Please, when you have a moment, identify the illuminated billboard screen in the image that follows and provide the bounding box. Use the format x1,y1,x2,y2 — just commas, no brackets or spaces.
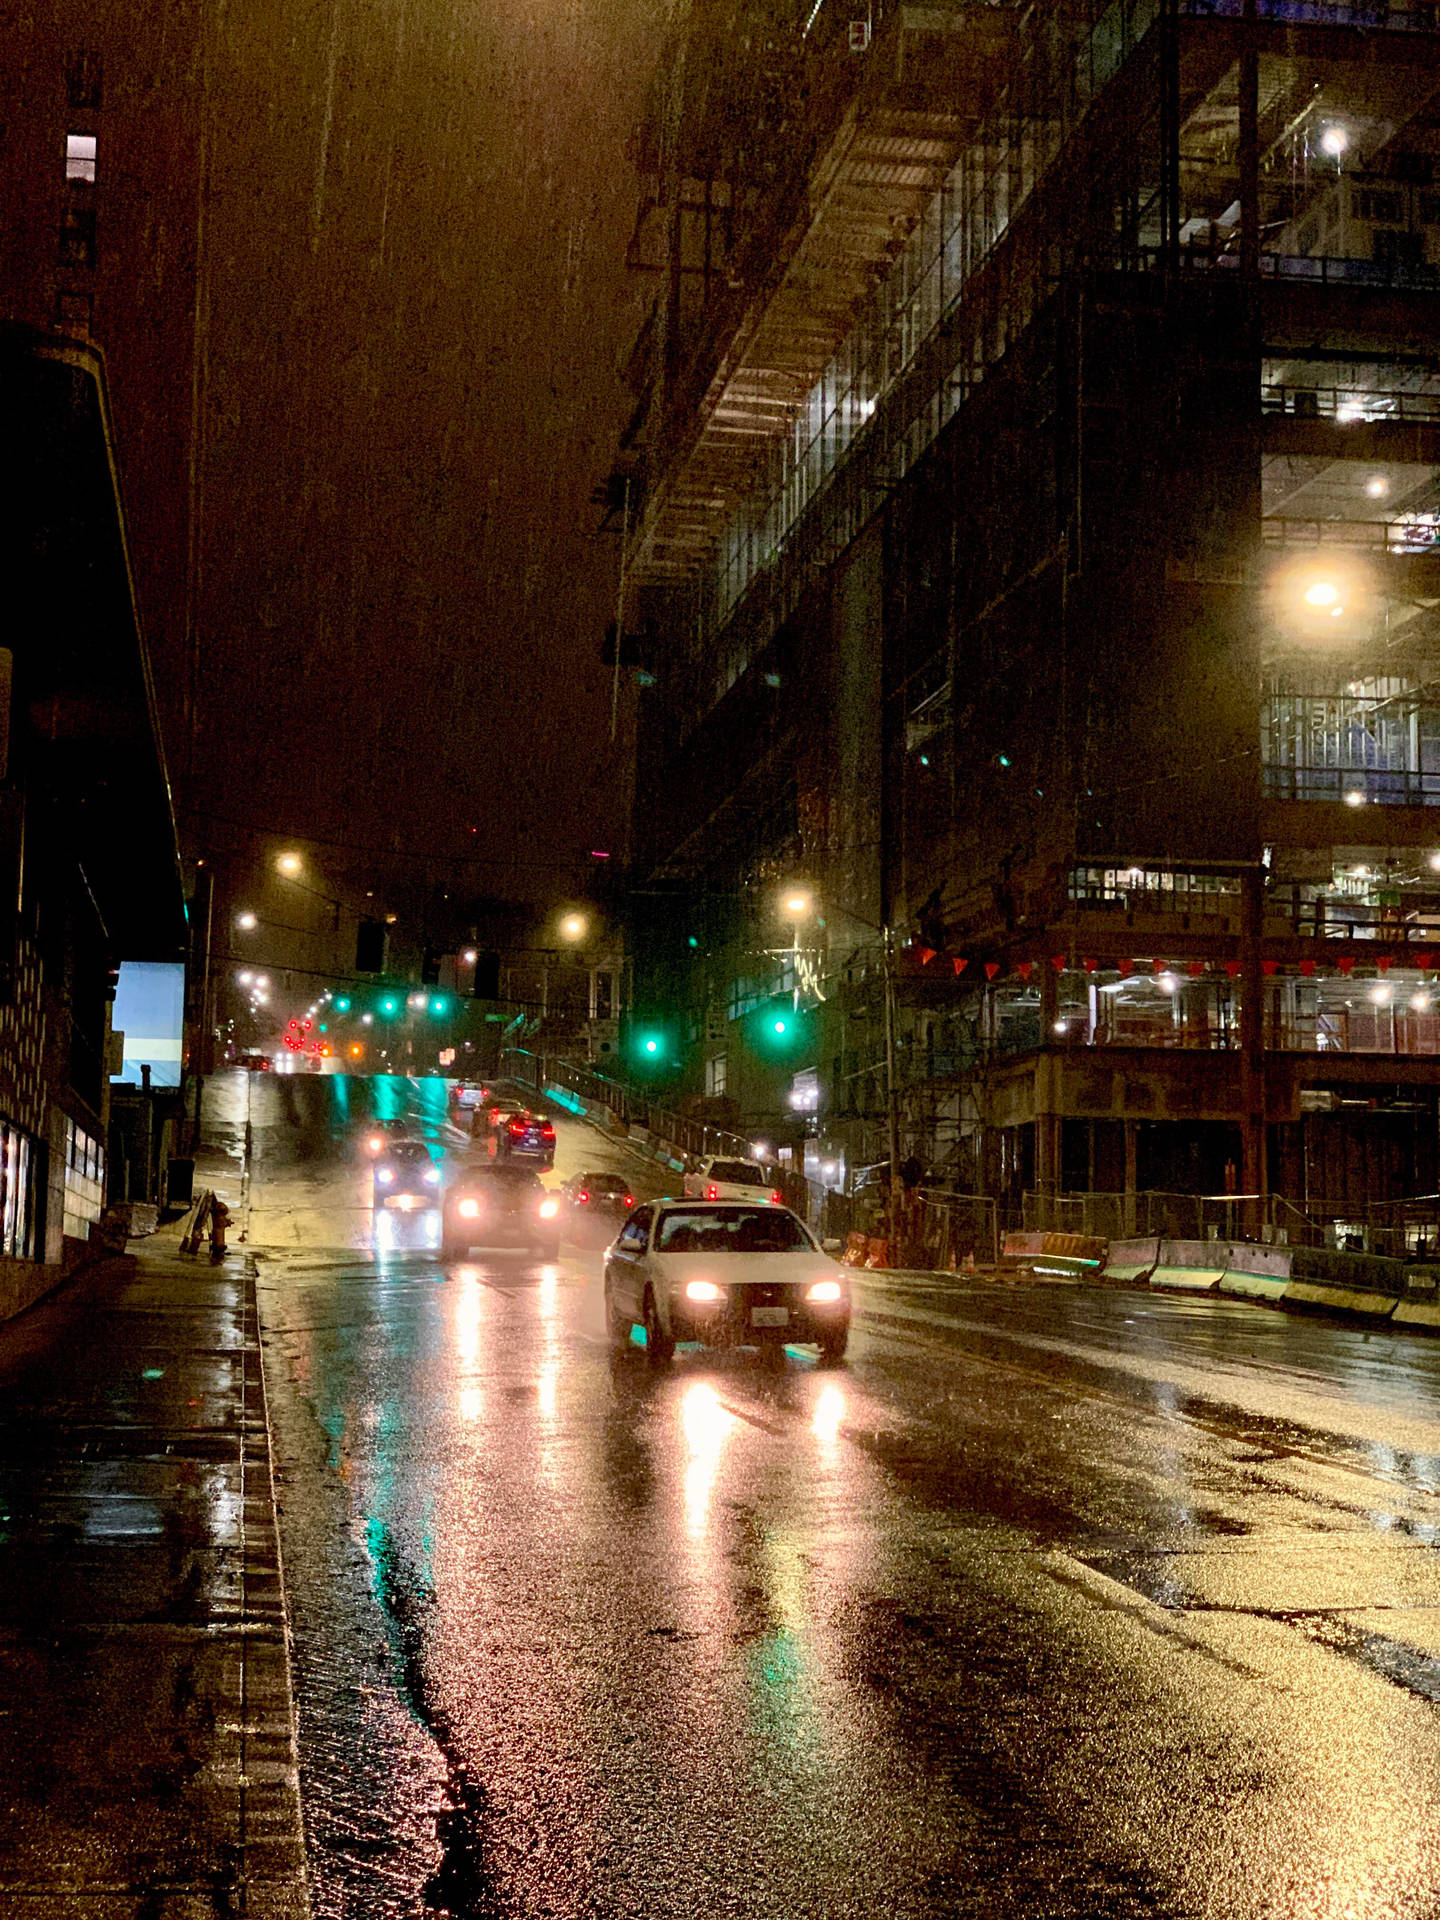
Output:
111,961,185,1088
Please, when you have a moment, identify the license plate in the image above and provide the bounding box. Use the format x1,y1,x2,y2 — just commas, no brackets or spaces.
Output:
750,1305,789,1329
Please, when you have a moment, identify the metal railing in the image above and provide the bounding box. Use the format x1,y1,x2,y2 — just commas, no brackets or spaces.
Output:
1262,385,1440,427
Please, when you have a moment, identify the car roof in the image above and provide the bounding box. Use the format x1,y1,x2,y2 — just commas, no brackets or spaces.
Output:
463,1163,542,1181
389,1139,431,1156
655,1197,790,1211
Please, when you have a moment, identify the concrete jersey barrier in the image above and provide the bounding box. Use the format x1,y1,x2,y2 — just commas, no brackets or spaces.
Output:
1150,1239,1228,1293
1395,1265,1440,1330
1283,1246,1402,1319
1219,1244,1292,1303
1102,1237,1160,1285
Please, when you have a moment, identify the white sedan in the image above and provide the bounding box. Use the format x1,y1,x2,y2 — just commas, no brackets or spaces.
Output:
603,1199,850,1365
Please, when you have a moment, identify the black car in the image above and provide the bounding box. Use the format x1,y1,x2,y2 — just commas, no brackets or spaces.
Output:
373,1138,442,1208
442,1165,561,1257
363,1116,415,1159
560,1170,635,1219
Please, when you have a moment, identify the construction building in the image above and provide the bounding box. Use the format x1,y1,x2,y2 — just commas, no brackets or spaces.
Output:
613,0,1440,1238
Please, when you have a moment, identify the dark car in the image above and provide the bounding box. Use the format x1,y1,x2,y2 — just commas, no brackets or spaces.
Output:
442,1165,561,1257
560,1170,635,1219
485,1107,555,1168
362,1116,415,1159
373,1138,442,1209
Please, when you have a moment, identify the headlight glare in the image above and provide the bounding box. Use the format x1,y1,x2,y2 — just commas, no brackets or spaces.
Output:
377,1168,394,1184
458,1197,481,1219
807,1279,843,1304
685,1279,723,1303
424,1168,440,1184
539,1198,559,1219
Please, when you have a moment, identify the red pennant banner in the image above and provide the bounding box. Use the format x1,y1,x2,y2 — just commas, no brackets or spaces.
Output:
1225,959,1243,979
1083,957,1098,974
952,957,968,976
1299,959,1315,977
1016,961,1033,981
1151,957,1167,975
1187,961,1204,978
1050,954,1066,972
1337,954,1355,974
1416,951,1434,973
1262,959,1279,977
919,947,937,966
984,961,1001,980
1118,958,1135,978
1377,954,1393,972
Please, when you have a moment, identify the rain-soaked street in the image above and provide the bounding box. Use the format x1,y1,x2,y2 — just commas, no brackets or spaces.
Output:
220,1070,1440,1918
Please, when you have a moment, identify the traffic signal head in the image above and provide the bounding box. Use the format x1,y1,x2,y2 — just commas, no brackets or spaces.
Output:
429,996,448,1016
379,994,399,1016
334,996,351,1014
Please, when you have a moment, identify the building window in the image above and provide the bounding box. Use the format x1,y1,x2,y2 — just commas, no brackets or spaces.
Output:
0,1120,38,1260
59,204,96,268
54,291,92,334
706,1052,727,1096
65,132,96,184
592,970,614,1021
62,1117,104,1241
66,50,103,111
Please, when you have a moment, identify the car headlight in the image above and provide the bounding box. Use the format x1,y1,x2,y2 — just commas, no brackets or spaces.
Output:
368,1135,383,1153
806,1279,843,1304
685,1279,723,1303
377,1168,394,1184
458,1197,481,1219
539,1198,559,1220
424,1168,440,1185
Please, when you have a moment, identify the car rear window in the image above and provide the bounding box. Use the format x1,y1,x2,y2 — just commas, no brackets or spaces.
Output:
707,1160,767,1185
585,1173,628,1192
656,1208,810,1253
392,1141,431,1161
469,1166,542,1189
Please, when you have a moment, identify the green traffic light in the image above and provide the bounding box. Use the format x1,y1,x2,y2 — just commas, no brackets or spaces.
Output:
430,997,448,1015
644,1037,659,1054
773,1017,788,1035
380,995,398,1015
334,996,351,1013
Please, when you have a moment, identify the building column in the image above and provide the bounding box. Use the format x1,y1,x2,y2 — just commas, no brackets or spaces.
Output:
1124,1119,1138,1236
1239,868,1267,1227
1036,962,1060,1200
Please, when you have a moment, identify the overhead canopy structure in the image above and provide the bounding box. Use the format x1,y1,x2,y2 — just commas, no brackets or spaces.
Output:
0,328,186,957
628,4,1012,589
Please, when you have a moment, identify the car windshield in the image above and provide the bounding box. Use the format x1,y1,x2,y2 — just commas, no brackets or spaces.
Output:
391,1141,432,1162
707,1160,767,1185
584,1174,628,1192
655,1208,811,1253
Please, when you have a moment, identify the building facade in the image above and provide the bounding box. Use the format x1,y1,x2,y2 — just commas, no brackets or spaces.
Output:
615,0,1440,1235
0,329,186,1317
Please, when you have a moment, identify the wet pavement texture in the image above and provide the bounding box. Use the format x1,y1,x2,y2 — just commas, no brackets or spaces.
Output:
0,1240,308,1917
231,1072,1440,1918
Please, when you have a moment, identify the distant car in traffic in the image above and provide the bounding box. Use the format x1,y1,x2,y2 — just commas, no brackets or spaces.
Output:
559,1170,635,1221
238,1051,272,1072
373,1138,442,1209
363,1117,415,1158
682,1155,781,1203
603,1199,848,1365
441,1165,561,1257
481,1107,555,1168
449,1080,489,1113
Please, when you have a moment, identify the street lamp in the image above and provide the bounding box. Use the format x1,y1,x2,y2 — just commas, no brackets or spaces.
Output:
235,910,258,931
559,913,588,943
276,851,303,876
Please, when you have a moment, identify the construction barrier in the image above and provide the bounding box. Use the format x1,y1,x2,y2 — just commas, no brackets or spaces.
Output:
1283,1246,1402,1320
1101,1237,1160,1285
1000,1231,1047,1265
1150,1239,1228,1293
1030,1232,1107,1279
1218,1244,1292,1304
1394,1266,1440,1330
863,1238,892,1270
841,1232,869,1268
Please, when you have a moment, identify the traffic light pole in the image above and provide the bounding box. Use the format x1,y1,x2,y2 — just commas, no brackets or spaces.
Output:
882,926,901,1200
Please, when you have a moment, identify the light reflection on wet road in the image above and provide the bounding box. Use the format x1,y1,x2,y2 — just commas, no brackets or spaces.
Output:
217,1074,1440,1917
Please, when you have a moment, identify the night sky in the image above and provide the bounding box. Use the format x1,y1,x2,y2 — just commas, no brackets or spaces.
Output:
184,0,657,901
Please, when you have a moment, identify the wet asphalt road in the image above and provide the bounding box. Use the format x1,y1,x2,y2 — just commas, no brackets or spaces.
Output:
216,1070,1440,1918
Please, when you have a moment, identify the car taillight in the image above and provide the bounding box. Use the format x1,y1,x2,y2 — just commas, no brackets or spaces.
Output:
623,1194,634,1207
541,1123,554,1139
705,1183,719,1200
509,1119,525,1135
770,1190,783,1205
578,1189,590,1203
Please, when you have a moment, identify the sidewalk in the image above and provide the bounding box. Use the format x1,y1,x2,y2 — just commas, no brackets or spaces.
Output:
0,1238,309,1917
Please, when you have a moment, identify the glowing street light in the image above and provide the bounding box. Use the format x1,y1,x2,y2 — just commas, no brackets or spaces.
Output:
1319,123,1350,159
235,910,258,931
461,947,478,965
559,913,588,943
276,851,304,876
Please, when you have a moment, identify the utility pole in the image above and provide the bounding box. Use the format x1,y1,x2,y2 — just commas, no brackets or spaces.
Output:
883,925,901,1193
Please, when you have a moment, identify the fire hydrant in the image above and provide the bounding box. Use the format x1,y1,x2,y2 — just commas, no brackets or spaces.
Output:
209,1197,231,1263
